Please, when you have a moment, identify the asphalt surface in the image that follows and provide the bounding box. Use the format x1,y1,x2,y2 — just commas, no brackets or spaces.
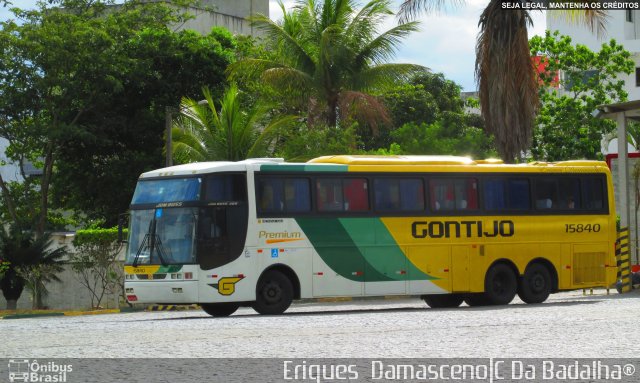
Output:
2,289,639,359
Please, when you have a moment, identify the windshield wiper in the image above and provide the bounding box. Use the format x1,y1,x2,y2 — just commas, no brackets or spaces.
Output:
132,218,169,267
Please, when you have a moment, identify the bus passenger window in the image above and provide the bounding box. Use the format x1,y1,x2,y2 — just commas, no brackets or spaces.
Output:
483,179,506,210
430,178,477,211
534,179,557,210
584,177,604,210
317,178,369,212
558,178,580,209
343,178,368,211
284,179,311,212
374,178,424,212
206,174,246,202
258,179,284,212
317,179,343,211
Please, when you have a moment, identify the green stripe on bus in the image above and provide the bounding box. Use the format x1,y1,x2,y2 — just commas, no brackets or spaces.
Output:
339,218,434,281
158,265,183,273
260,164,348,172
295,218,391,282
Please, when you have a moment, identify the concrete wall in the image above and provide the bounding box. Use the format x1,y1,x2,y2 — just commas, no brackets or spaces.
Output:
0,233,125,311
162,0,269,36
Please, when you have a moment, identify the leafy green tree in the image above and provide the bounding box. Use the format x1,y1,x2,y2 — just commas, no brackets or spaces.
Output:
372,72,479,150
0,259,9,278
0,1,235,228
0,227,66,310
230,0,425,129
387,120,496,159
398,1,608,162
529,31,633,161
276,124,362,161
172,84,298,163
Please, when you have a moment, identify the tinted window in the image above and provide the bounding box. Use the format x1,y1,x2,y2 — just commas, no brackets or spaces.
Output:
558,178,580,209
584,177,604,210
317,178,369,212
534,179,558,210
132,178,201,204
535,178,582,210
374,178,424,211
507,179,531,209
257,178,311,213
205,174,246,202
430,178,478,211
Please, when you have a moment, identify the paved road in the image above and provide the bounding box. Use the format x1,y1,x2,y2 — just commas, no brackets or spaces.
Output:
2,289,639,358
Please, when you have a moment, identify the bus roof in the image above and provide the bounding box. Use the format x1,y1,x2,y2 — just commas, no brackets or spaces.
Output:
309,155,607,168
139,156,611,178
139,158,285,178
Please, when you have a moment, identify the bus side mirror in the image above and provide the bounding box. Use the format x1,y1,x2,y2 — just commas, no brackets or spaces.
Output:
118,213,128,243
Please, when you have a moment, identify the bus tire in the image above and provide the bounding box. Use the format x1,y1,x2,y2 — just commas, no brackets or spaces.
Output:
518,263,552,304
484,263,517,305
201,303,239,317
423,294,464,308
252,270,293,315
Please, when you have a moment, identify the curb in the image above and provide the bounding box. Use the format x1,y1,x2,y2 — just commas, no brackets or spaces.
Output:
63,309,121,317
0,309,121,320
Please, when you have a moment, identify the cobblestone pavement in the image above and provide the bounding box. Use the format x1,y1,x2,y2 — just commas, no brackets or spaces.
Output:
2,289,639,358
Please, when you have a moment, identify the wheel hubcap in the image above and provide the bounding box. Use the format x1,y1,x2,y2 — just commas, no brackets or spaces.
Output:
263,281,282,303
530,273,545,293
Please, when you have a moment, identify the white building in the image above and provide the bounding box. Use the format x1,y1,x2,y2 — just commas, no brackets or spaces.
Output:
547,10,640,100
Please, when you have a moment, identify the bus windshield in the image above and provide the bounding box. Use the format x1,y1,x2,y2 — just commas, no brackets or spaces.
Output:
131,177,201,205
126,207,197,265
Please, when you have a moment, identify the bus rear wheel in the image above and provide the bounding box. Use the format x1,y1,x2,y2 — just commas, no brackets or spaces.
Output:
423,294,464,308
201,303,239,317
253,270,293,315
484,263,517,305
518,263,552,304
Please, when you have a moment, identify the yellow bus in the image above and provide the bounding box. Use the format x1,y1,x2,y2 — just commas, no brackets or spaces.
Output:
123,155,618,316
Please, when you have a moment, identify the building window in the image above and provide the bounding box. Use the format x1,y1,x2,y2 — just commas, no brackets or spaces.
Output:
636,68,640,87
627,10,633,22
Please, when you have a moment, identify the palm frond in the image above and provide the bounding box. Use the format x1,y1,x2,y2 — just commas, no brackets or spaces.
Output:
344,0,393,51
354,63,428,91
247,115,300,158
550,8,608,38
261,67,315,97
338,90,390,134
354,21,420,68
397,0,465,23
249,12,316,74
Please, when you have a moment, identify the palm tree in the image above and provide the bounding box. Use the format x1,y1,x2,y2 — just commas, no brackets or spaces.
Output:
0,226,66,309
229,0,426,129
398,0,607,162
171,84,297,163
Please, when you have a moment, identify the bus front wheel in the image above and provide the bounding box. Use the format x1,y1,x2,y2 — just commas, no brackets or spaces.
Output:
518,263,552,304
484,263,517,305
423,294,464,308
201,303,239,317
253,270,293,315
